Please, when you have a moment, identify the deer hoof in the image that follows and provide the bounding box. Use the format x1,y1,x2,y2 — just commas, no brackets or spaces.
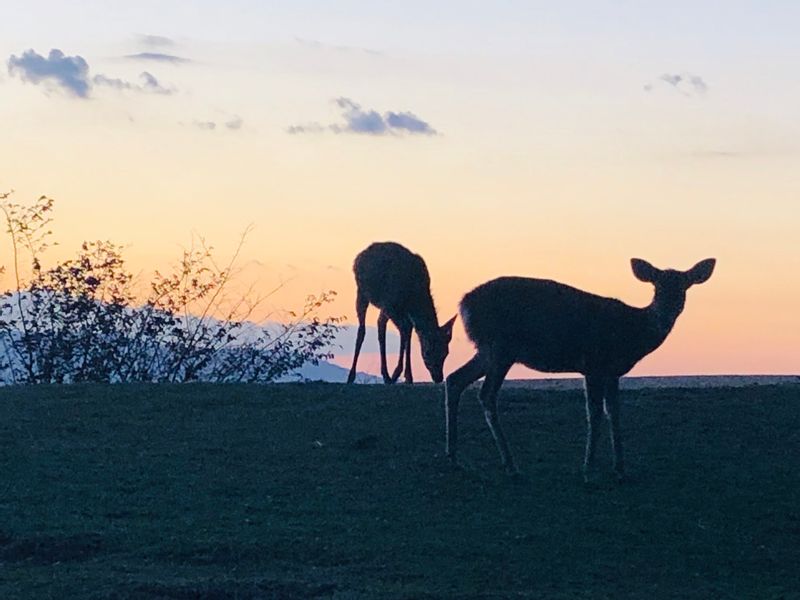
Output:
582,468,599,485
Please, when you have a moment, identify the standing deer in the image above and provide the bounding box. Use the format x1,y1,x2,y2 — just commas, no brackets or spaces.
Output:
347,242,456,384
445,257,716,480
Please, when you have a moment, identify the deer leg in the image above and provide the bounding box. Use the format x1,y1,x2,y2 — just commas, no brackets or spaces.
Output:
390,322,407,383
583,375,605,481
403,322,414,384
444,353,485,461
377,311,393,384
604,376,624,481
478,361,516,474
346,291,369,384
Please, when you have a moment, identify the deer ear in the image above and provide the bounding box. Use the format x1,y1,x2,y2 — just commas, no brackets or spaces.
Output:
631,258,660,283
685,258,716,285
441,315,457,341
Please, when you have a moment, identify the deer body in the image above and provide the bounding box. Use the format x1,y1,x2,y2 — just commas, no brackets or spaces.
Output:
461,277,672,377
347,242,455,384
445,258,716,479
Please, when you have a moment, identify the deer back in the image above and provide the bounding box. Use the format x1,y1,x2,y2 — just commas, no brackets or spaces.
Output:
354,242,432,318
460,277,661,376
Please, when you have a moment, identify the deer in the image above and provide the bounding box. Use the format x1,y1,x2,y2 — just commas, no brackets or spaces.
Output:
347,242,456,384
444,257,716,481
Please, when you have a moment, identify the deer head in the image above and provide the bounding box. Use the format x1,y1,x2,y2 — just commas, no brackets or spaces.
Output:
420,315,457,383
631,258,716,323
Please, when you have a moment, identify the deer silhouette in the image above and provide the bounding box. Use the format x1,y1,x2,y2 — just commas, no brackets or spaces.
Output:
445,257,716,480
347,242,456,384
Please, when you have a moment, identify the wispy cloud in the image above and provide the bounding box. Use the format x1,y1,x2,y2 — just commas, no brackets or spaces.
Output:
288,98,438,136
224,116,244,130
7,47,175,98
287,123,326,135
138,71,172,94
92,74,133,90
7,49,91,97
136,34,175,48
124,52,191,64
193,120,217,130
191,115,244,131
294,37,382,56
94,71,173,95
659,73,708,94
645,72,708,96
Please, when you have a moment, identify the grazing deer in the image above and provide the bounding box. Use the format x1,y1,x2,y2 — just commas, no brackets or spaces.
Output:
445,258,716,480
347,242,456,384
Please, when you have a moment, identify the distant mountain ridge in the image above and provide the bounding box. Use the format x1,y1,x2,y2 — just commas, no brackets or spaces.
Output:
0,291,379,384
281,360,378,383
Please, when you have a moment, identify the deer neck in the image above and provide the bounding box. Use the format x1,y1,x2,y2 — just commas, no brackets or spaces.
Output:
408,294,439,337
643,289,685,345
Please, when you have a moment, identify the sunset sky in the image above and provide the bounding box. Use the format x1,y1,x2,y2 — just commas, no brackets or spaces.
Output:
2,1,798,378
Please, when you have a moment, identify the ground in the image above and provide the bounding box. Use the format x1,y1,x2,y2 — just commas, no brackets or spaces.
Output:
1,382,799,599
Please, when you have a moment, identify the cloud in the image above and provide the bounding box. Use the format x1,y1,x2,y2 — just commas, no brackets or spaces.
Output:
7,49,91,97
139,71,172,94
659,73,682,87
92,73,133,90
7,47,175,98
645,72,708,96
136,34,175,48
687,75,708,94
124,52,191,64
93,71,173,95
288,98,438,136
191,115,243,131
287,123,326,134
334,98,388,134
384,111,437,135
224,116,243,130
294,37,382,56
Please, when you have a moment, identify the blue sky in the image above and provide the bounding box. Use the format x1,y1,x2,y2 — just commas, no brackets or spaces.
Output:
6,1,800,54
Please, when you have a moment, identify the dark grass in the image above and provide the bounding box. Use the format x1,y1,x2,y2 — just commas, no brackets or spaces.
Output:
1,382,799,599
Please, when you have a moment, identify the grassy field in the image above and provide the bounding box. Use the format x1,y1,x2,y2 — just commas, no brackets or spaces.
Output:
1,382,799,599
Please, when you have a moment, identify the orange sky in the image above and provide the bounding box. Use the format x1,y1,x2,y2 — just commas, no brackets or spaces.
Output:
1,8,799,379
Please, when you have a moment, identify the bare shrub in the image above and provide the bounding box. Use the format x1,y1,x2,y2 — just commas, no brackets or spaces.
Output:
1,191,342,384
